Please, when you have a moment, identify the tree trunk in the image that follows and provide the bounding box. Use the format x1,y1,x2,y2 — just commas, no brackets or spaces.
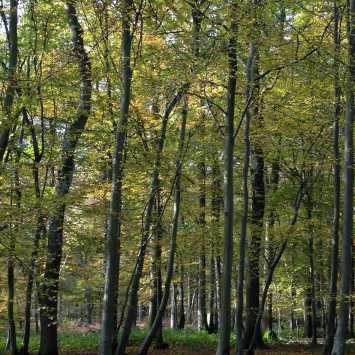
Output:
178,262,186,329
39,4,92,354
331,0,354,353
116,86,186,355
138,94,188,355
149,185,164,347
305,195,317,346
22,105,46,355
265,162,279,337
22,220,43,355
100,1,132,354
211,159,222,331
216,3,237,354
8,228,17,355
244,0,265,349
0,0,18,162
324,4,341,354
198,162,208,331
235,37,253,355
170,284,178,330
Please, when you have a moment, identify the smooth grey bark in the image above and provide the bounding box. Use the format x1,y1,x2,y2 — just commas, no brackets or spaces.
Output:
116,86,186,355
324,6,341,353
216,3,237,354
138,94,188,355
0,0,18,162
100,1,132,354
38,3,92,354
331,0,354,353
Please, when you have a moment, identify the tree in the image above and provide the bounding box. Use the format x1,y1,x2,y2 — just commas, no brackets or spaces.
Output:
100,1,133,354
39,3,92,354
216,2,237,354
331,0,354,353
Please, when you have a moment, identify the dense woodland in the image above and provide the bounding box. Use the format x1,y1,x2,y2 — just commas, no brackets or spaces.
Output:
0,0,354,355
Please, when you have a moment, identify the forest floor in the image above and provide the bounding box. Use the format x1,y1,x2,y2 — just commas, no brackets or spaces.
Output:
52,344,355,355
1,326,355,354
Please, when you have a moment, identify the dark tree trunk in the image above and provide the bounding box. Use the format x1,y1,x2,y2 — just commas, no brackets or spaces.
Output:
8,229,17,355
211,160,222,331
331,1,354,353
116,87,186,355
39,4,92,355
324,4,341,355
209,252,216,332
138,96,187,355
265,162,279,336
305,195,317,345
197,162,208,331
178,263,186,329
216,3,237,354
246,182,304,355
22,221,43,355
235,35,254,355
149,185,164,347
244,0,265,349
0,0,18,162
304,291,313,338
100,1,132,354
170,283,178,329
22,104,46,355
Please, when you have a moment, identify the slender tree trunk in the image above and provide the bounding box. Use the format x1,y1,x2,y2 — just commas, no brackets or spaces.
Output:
178,262,186,329
247,185,304,355
216,3,237,354
22,106,46,355
22,220,43,355
244,0,265,349
100,1,132,354
198,162,208,331
8,223,17,355
39,4,92,354
170,283,178,329
305,290,313,338
116,86,186,355
149,186,164,347
331,0,354,353
324,4,341,354
0,0,18,162
209,251,216,332
138,94,188,355
265,162,279,337
211,160,222,331
236,76,252,355
305,195,317,346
